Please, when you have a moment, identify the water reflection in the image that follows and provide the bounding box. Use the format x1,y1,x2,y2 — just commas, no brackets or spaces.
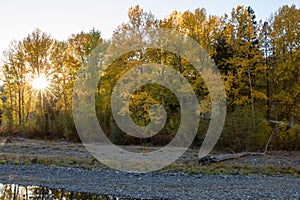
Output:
0,183,126,200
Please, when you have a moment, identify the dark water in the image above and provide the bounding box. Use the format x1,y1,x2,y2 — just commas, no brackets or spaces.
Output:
0,183,129,200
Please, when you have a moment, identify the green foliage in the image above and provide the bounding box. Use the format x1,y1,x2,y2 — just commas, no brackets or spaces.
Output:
270,125,300,150
218,106,270,152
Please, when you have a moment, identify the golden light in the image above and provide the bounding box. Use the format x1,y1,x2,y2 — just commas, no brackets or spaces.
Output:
30,73,49,91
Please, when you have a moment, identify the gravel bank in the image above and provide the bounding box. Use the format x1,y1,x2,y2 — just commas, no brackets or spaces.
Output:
0,163,299,199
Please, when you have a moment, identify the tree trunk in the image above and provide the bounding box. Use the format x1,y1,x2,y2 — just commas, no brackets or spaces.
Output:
247,64,255,118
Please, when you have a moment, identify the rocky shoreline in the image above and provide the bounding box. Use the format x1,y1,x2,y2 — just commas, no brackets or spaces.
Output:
0,163,300,199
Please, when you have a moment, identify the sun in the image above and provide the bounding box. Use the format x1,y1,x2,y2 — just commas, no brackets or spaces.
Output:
30,73,49,91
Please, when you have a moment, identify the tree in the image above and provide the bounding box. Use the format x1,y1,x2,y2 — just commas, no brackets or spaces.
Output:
265,5,300,150
0,28,103,139
270,5,300,127
2,29,54,132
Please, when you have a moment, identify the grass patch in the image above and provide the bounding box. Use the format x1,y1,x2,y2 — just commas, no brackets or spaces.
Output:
161,160,300,177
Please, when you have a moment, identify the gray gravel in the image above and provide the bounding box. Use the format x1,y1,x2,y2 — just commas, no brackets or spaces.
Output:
0,163,299,199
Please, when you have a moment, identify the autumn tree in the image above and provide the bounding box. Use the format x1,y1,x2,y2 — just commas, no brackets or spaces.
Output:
267,5,300,150
0,4,299,151
1,29,54,132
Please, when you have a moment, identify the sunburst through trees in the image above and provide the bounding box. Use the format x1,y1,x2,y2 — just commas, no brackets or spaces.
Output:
0,5,299,150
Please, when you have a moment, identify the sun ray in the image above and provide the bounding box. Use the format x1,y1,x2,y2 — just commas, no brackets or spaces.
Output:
30,73,49,91
28,72,59,107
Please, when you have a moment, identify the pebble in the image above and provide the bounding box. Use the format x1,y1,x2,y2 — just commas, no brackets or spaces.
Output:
0,163,299,199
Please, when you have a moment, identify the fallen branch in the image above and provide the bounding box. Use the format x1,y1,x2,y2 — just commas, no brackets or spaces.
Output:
199,152,265,165
264,123,278,153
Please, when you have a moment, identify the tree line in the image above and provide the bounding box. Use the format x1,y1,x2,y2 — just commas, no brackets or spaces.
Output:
0,5,299,151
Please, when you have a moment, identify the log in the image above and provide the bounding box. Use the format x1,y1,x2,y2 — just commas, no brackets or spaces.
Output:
0,136,28,145
0,137,11,145
199,152,265,165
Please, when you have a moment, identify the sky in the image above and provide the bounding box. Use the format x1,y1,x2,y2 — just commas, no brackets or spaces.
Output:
0,0,299,58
